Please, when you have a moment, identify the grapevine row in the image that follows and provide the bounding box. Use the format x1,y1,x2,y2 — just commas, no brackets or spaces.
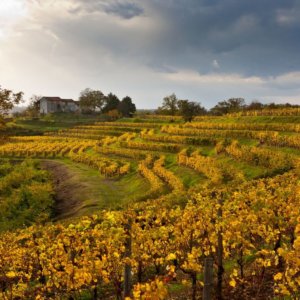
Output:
69,151,130,177
183,121,300,133
162,126,300,149
177,149,244,184
216,140,294,171
0,170,298,299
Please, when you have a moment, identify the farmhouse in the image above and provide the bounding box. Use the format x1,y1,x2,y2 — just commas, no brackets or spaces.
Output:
39,97,80,114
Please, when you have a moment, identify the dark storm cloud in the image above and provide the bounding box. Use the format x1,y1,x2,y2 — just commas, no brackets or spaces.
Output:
68,0,143,19
24,0,300,78
103,2,143,19
137,0,300,77
1,0,300,108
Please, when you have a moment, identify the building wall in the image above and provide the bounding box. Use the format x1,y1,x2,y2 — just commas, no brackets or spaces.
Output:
49,101,59,113
40,98,79,114
40,99,48,114
66,102,79,112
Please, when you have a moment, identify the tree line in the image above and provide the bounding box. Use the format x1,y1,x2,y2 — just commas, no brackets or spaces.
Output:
209,97,300,115
156,94,206,121
78,88,136,118
156,94,300,121
0,87,136,120
1,84,299,123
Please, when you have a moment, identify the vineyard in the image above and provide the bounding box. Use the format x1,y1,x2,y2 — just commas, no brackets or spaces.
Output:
0,112,300,300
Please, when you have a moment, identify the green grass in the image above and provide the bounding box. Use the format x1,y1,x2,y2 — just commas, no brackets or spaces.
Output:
170,164,207,189
45,159,151,219
164,154,207,189
2,115,300,221
5,113,104,135
4,114,300,138
262,145,300,157
8,120,79,133
118,117,184,124
168,283,186,293
237,138,258,146
200,146,216,156
215,155,269,180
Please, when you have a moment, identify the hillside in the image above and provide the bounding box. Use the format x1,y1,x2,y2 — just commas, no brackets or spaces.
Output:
0,112,299,299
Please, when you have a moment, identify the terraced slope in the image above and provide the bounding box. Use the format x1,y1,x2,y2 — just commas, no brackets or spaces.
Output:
0,113,299,299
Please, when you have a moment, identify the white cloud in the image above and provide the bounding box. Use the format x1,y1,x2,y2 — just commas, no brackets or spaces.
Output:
269,72,300,86
262,95,300,105
212,59,220,69
0,0,27,38
0,0,26,19
164,69,263,85
276,6,300,26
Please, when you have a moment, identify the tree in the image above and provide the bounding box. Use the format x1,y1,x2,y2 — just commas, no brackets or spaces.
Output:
118,96,136,117
210,98,245,115
246,100,263,111
157,93,178,115
178,100,207,122
107,109,122,121
25,95,42,117
79,88,105,113
103,93,120,113
0,86,23,125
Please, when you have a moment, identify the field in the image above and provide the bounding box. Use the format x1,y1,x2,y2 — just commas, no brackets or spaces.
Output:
0,111,300,299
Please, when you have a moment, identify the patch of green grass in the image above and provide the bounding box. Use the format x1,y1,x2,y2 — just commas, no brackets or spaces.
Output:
165,153,177,164
52,159,151,218
240,116,300,124
215,155,267,180
168,283,185,293
0,159,54,231
164,153,207,188
5,114,103,135
237,138,258,146
169,164,207,188
278,131,300,136
223,259,237,272
262,145,300,157
200,146,216,156
116,117,164,124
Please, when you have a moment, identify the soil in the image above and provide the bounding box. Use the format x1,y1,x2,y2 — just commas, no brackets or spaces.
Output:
41,159,90,220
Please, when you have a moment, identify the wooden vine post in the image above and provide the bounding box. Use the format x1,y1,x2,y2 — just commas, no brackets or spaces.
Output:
202,257,214,300
216,197,224,300
124,218,132,298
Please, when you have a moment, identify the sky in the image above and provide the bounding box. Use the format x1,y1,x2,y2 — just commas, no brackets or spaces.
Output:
1,0,300,109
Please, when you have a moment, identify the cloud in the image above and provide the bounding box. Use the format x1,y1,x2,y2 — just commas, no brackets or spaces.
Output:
164,69,264,85
102,1,143,19
163,68,300,93
65,0,144,19
276,3,300,26
0,0,27,38
0,0,300,108
266,72,300,90
212,59,220,69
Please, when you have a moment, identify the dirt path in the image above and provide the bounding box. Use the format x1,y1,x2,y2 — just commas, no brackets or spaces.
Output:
41,159,150,220
41,160,94,220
